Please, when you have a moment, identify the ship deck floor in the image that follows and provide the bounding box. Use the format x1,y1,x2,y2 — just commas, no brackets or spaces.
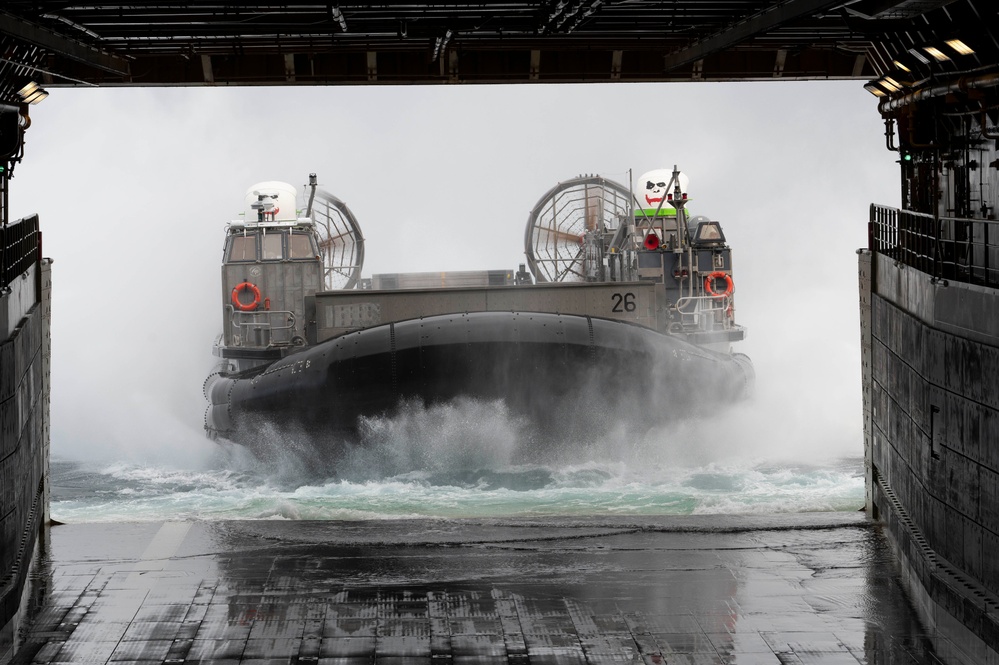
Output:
11,513,948,664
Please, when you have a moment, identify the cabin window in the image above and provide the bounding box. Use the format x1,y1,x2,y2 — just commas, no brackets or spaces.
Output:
289,233,317,259
228,235,258,262
262,233,284,260
693,222,725,244
700,224,721,240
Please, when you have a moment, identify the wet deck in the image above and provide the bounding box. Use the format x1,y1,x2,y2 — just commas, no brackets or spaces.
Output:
12,513,945,664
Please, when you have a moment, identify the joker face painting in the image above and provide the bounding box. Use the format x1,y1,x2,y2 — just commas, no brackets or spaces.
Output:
636,168,688,209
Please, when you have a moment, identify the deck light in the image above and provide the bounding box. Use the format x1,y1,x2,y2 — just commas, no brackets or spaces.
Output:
882,76,903,91
922,46,950,62
17,81,48,105
945,39,974,56
864,82,887,97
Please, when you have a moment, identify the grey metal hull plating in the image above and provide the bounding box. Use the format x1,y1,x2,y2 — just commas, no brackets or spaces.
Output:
860,249,999,662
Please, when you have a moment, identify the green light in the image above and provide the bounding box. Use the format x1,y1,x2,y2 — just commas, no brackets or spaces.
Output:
903,153,912,162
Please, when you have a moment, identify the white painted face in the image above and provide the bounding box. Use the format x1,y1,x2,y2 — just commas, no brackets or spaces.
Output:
636,169,689,208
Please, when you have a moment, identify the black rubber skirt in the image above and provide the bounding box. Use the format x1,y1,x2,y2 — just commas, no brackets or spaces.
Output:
205,311,753,460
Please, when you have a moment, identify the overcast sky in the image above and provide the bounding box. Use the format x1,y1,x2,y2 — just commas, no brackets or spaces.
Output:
10,80,899,464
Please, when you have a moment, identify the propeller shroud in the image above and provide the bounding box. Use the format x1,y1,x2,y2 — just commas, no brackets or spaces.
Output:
311,189,365,290
524,175,632,283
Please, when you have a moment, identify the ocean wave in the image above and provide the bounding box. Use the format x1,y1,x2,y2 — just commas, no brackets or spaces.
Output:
50,454,865,523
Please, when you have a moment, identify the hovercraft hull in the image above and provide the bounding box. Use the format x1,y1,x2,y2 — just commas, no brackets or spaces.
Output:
205,310,753,463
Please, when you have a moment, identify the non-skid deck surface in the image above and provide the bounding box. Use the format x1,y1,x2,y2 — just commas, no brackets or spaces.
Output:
12,514,944,664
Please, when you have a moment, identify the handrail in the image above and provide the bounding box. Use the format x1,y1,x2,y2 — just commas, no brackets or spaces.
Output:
869,204,999,288
230,309,297,332
676,294,728,313
226,307,300,348
1,214,39,291
675,294,731,333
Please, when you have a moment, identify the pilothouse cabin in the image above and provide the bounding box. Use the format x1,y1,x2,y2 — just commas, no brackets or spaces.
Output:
218,181,324,367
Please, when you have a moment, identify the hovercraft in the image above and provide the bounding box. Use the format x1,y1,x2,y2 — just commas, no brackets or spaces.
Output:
204,168,754,463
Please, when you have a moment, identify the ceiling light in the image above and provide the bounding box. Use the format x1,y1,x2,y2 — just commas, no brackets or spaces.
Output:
892,60,911,73
945,39,974,56
923,46,950,62
864,83,887,97
17,81,48,105
876,78,901,93
907,49,930,65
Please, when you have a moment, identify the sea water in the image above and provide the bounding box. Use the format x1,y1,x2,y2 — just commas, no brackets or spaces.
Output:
50,397,865,523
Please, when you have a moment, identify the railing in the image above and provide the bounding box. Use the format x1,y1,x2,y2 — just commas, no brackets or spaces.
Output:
226,307,300,347
674,294,731,332
870,204,999,288
1,214,39,291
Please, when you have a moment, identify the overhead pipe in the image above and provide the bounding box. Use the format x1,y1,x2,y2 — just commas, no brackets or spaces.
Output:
878,71,999,114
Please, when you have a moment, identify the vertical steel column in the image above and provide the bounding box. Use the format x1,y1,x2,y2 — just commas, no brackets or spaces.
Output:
858,247,875,516
1,167,8,228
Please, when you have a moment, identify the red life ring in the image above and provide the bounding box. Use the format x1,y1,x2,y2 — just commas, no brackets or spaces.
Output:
704,271,734,298
231,281,262,311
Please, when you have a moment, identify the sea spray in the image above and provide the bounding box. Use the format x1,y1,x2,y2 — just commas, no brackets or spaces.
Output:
50,397,865,523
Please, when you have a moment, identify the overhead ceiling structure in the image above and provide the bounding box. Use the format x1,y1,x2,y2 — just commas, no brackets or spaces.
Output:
0,2,995,178
0,0,985,97
0,2,992,94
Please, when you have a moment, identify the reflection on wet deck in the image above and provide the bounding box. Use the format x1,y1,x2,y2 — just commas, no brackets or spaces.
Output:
12,514,945,664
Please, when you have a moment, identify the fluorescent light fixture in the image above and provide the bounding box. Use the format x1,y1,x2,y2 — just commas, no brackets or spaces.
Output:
907,48,930,65
23,89,48,104
879,77,901,93
945,39,974,55
17,81,48,105
923,46,950,62
864,83,887,97
893,60,911,73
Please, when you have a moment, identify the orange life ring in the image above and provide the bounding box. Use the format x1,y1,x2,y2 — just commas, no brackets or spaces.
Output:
704,271,734,298
231,281,262,311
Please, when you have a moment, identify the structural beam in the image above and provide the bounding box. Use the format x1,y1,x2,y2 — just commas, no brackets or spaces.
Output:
0,9,130,76
662,0,845,73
